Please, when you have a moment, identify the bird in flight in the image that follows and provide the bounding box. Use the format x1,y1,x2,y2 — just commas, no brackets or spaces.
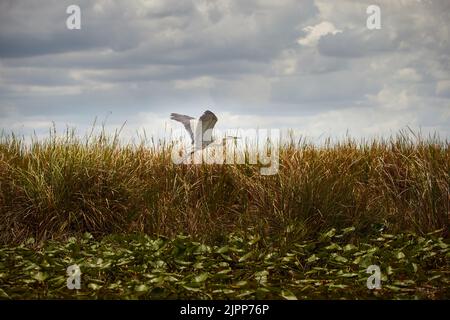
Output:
170,110,218,151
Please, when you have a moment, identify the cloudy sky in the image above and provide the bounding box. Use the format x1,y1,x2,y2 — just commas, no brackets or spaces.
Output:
0,0,449,141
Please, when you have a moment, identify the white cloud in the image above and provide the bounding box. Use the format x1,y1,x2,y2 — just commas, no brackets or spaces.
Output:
395,68,422,82
297,21,342,47
369,87,413,111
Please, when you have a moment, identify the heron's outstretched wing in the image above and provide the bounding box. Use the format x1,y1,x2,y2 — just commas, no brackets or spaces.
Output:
170,113,195,144
196,110,218,144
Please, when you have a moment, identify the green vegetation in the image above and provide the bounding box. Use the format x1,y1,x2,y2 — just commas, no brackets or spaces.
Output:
0,128,448,299
0,228,448,299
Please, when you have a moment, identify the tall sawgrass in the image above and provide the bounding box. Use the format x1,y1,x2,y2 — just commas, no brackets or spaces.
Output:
0,127,448,245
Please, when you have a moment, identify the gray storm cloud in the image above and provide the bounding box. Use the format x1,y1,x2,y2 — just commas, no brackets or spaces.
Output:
0,0,449,140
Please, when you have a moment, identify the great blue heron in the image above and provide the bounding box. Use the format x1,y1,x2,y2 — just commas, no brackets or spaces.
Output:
170,110,218,152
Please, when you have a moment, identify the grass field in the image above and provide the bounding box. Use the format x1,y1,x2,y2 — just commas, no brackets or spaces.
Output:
0,129,448,299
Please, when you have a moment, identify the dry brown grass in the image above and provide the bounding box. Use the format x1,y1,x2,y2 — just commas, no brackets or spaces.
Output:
0,128,448,245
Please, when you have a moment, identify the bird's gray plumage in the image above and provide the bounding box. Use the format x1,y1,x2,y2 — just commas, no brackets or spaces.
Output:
170,113,195,143
171,110,218,149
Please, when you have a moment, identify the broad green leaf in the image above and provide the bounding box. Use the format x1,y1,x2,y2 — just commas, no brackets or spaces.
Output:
238,252,253,263
233,280,248,287
386,266,394,275
343,244,357,252
88,283,101,290
281,290,297,300
217,246,229,254
320,228,336,240
342,227,356,234
32,272,48,282
135,284,149,292
339,273,358,278
333,254,348,263
306,254,319,263
254,270,269,285
325,243,342,251
182,286,202,292
194,272,209,283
